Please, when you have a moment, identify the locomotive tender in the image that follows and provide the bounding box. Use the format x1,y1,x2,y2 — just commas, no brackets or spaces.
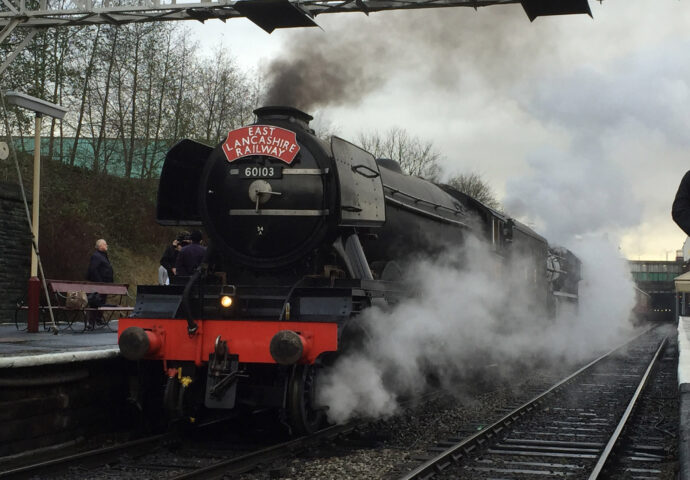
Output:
118,106,580,433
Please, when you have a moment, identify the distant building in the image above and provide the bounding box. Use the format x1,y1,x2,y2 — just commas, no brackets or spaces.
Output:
629,255,685,322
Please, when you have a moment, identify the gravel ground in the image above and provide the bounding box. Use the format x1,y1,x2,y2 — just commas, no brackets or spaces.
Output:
235,369,568,480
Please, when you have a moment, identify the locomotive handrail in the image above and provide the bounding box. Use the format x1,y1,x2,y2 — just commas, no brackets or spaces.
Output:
283,168,329,175
182,268,202,335
229,209,329,216
278,277,307,322
383,184,465,217
385,194,469,229
181,246,215,335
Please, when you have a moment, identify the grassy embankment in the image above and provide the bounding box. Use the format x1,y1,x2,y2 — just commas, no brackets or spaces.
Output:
14,155,177,292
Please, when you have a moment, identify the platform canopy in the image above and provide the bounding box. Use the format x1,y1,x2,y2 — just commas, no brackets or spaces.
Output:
0,0,592,74
675,271,690,293
0,0,592,33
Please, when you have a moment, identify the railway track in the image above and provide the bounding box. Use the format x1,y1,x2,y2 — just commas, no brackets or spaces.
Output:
1,327,677,479
604,335,678,479
0,410,365,479
399,326,677,480
2,386,452,479
0,431,174,479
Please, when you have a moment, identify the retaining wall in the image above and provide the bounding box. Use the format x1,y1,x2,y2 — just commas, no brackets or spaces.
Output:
0,182,31,322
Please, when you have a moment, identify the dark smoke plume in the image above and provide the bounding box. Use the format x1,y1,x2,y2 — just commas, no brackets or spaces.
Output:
263,48,383,110
262,6,564,111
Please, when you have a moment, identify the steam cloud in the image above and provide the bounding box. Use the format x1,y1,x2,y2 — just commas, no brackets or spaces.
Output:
502,148,643,246
316,143,639,423
315,140,640,423
317,235,636,424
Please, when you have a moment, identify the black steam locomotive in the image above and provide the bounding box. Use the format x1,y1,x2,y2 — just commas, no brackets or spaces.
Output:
118,106,580,433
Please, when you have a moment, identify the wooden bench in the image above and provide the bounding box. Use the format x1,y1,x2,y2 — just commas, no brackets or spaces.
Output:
15,279,134,331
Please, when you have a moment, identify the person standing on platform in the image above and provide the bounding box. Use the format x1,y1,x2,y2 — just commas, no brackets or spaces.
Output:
87,238,113,283
673,170,690,236
175,230,206,277
159,231,189,285
86,238,113,328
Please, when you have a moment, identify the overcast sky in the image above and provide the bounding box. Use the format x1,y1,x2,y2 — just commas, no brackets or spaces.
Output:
188,1,690,260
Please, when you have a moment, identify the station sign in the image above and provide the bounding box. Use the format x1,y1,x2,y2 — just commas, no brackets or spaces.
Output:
222,125,300,164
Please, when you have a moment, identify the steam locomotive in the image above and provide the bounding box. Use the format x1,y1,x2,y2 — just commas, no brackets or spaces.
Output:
118,106,580,433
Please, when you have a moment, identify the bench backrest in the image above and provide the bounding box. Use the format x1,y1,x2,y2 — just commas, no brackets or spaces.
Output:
47,279,129,296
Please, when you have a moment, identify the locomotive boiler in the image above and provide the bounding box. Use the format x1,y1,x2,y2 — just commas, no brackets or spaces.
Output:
118,106,580,433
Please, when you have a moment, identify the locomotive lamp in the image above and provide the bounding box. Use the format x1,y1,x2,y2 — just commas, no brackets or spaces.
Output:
5,91,68,333
220,296,233,308
220,285,236,308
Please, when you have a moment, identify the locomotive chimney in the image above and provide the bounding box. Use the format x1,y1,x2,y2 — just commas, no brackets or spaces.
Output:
254,106,313,131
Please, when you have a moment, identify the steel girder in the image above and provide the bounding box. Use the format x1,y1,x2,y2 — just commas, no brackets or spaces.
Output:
0,0,591,32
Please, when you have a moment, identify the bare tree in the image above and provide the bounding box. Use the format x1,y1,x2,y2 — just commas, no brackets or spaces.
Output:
170,34,196,141
446,172,501,210
2,23,73,157
47,26,69,159
192,47,261,145
89,26,119,174
355,129,500,208
121,24,145,178
357,127,441,180
69,26,101,166
1,20,258,179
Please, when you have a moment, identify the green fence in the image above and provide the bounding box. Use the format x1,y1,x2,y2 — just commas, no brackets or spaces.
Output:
12,136,174,178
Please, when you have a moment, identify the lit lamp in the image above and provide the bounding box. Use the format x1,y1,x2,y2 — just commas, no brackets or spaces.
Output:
5,91,67,333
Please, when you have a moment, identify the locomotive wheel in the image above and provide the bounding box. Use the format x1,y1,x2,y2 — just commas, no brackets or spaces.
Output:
286,364,326,435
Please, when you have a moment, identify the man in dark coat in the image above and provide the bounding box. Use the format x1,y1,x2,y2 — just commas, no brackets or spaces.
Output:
175,230,206,277
86,238,113,328
673,170,690,236
87,238,113,283
159,231,190,285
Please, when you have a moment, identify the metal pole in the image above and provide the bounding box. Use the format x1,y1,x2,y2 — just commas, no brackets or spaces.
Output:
31,113,41,275
26,113,42,333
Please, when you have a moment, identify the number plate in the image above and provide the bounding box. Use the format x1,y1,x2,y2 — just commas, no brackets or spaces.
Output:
239,165,283,179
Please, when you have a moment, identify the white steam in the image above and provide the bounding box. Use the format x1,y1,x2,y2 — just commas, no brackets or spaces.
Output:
502,148,642,246
317,233,637,424
316,91,640,423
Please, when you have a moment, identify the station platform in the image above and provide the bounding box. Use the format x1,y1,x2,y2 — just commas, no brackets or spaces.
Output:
678,317,690,479
0,321,120,368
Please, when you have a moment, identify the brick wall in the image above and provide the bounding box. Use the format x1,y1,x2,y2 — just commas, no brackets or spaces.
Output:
0,182,31,322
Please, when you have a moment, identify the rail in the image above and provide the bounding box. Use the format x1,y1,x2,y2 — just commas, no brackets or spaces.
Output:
398,327,666,480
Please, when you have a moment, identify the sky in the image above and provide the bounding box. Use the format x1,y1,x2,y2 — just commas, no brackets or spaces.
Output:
186,1,690,260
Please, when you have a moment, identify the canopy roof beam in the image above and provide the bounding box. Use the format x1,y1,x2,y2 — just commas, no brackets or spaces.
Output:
0,0,592,31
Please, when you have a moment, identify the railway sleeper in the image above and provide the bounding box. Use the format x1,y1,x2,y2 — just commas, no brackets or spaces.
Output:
485,448,598,458
491,443,600,454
